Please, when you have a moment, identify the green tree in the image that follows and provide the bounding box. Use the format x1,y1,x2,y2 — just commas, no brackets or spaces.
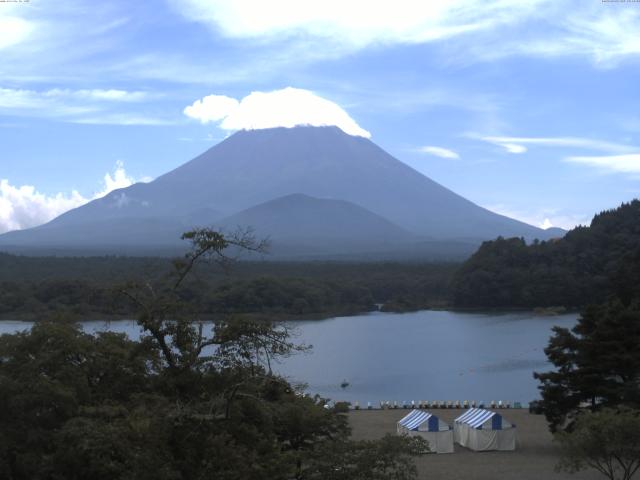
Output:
304,434,427,480
556,408,640,480
0,228,425,480
0,322,157,479
535,299,640,431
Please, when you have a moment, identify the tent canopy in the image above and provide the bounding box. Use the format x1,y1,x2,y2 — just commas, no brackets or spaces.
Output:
455,408,513,430
454,408,516,451
397,410,454,453
398,410,450,432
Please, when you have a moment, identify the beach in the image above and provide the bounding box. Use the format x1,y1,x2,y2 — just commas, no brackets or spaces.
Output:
349,409,601,480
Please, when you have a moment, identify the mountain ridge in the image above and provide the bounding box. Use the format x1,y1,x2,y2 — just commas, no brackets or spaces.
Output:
0,126,563,257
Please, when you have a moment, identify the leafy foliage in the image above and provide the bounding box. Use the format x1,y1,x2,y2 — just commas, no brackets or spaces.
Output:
0,228,425,480
304,435,427,480
556,408,640,480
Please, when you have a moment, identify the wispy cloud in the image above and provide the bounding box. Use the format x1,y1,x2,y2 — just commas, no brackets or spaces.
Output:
0,87,149,106
171,0,640,65
0,87,166,125
473,133,640,176
554,10,640,65
44,88,150,102
72,114,175,126
172,1,544,49
0,87,96,115
3,0,637,96
0,161,150,234
0,1,141,85
565,154,640,174
417,146,460,159
473,135,637,155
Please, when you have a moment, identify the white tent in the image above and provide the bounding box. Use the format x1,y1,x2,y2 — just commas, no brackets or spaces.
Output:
454,408,516,451
396,410,454,454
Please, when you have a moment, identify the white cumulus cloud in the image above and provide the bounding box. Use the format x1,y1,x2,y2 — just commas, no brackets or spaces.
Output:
184,95,240,123
418,146,459,159
0,182,86,235
540,218,553,230
485,203,589,231
96,160,136,197
0,162,148,234
184,87,371,138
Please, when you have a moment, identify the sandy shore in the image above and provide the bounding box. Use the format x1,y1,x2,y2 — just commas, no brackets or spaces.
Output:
349,409,601,480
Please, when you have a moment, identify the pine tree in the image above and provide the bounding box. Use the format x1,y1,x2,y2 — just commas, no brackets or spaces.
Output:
535,298,640,431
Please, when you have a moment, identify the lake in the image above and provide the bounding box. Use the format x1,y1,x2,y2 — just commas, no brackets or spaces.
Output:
0,310,577,406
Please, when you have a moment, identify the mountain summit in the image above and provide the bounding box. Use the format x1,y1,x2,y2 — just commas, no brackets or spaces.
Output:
0,126,560,257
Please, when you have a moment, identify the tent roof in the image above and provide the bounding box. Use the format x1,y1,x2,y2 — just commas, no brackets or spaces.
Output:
455,408,502,429
398,410,441,431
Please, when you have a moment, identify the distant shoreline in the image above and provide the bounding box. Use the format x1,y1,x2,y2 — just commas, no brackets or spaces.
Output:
0,305,580,324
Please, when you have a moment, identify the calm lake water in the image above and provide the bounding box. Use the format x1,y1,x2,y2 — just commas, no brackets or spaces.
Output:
0,310,577,405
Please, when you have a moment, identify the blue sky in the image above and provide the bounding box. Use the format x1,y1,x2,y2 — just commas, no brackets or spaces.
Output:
1,0,639,233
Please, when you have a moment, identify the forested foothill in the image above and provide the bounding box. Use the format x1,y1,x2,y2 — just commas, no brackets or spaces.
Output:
0,253,457,321
451,200,640,309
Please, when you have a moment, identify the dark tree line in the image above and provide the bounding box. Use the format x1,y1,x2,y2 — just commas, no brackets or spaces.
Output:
0,254,457,320
452,200,640,309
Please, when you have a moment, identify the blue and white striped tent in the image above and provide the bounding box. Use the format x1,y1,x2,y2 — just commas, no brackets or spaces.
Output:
397,410,453,453
454,408,516,451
